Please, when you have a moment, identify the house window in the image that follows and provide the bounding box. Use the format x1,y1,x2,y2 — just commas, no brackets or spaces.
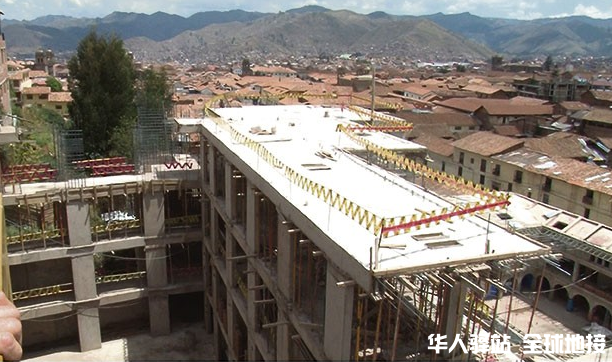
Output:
542,193,549,204
480,159,487,172
493,164,501,176
55,105,62,110
454,126,462,131
479,175,485,185
470,158,474,164
507,183,513,192
543,177,552,192
584,208,591,219
26,95,33,100
514,170,523,183
39,94,48,100
458,166,463,177
459,152,464,165
583,189,594,205
441,161,446,173
491,181,501,191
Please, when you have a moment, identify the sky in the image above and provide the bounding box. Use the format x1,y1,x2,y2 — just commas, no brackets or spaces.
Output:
1,0,612,21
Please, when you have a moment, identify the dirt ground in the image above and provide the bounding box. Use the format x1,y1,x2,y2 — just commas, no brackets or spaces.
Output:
22,323,216,361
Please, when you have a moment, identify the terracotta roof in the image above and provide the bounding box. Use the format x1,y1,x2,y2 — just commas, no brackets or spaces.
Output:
251,65,297,74
397,111,478,127
525,157,612,196
409,124,454,139
524,133,589,159
451,131,524,156
578,109,612,124
48,92,73,103
434,97,483,112
493,125,522,137
588,90,612,102
413,134,454,157
28,70,48,78
477,103,553,116
22,86,51,95
558,101,590,112
391,83,434,96
462,84,505,95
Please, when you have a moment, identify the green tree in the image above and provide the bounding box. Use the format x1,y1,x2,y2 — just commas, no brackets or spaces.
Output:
68,29,136,157
491,55,504,70
135,68,171,111
1,107,67,166
46,76,63,92
543,55,553,71
241,58,252,76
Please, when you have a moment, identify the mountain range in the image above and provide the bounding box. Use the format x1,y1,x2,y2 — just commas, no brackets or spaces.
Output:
4,6,612,63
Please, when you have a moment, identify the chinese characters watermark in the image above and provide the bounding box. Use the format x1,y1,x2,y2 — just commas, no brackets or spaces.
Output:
428,333,607,355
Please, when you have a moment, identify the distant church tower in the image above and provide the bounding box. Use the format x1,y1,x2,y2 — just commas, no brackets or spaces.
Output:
34,48,55,73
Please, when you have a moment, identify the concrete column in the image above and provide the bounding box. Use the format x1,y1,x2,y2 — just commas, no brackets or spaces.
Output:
276,310,291,361
203,248,214,333
143,193,164,237
66,201,101,351
443,280,468,359
212,269,223,361
276,214,294,300
324,265,354,361
226,225,237,358
225,162,236,220
71,254,101,351
572,261,581,282
209,145,217,198
245,181,258,360
66,201,91,246
146,245,170,335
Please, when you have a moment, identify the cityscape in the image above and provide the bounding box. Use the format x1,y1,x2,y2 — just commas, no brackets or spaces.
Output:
2,2,612,362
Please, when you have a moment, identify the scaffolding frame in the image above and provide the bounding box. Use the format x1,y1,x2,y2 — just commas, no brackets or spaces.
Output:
133,108,178,174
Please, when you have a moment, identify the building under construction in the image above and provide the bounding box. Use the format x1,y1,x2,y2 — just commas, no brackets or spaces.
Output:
3,105,552,361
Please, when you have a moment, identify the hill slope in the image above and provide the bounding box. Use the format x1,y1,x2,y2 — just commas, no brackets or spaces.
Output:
5,7,612,60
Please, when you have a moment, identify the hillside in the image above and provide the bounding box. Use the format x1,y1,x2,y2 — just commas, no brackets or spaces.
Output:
425,12,612,57
4,7,612,61
122,10,492,63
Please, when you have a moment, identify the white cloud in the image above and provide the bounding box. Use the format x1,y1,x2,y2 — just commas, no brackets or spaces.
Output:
572,4,612,19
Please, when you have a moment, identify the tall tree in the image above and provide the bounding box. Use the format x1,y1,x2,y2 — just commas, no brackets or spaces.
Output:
68,29,136,157
135,68,172,112
543,55,554,72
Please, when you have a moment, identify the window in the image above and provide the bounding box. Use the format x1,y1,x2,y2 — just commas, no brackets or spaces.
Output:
491,181,501,191
514,170,523,183
479,175,485,185
470,158,474,164
507,183,513,192
26,94,33,100
454,126,462,131
543,177,552,192
480,159,487,172
458,166,463,177
542,193,549,204
459,152,464,165
493,164,501,176
39,94,48,100
583,189,594,205
441,161,446,172
584,208,590,219
55,105,62,110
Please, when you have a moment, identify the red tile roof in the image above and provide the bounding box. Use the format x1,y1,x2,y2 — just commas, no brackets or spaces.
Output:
451,131,524,156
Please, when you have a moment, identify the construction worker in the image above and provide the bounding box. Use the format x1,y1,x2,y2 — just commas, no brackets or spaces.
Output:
0,291,21,361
